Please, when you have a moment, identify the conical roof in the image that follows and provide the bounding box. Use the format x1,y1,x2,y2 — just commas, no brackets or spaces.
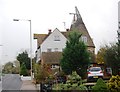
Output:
70,6,95,48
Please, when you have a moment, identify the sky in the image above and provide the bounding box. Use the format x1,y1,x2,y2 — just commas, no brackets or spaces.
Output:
0,0,119,65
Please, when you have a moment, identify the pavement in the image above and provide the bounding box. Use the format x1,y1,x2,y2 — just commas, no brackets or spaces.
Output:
20,76,38,91
20,80,37,91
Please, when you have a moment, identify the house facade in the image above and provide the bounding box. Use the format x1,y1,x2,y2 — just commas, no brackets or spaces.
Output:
34,6,95,69
41,28,67,53
34,28,67,65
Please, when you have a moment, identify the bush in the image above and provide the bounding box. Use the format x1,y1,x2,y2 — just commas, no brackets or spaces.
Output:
20,63,28,76
107,75,120,92
67,71,82,84
52,71,88,91
92,78,108,92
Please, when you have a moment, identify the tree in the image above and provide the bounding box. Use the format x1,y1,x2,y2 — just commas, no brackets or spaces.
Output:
105,44,120,75
2,61,20,74
20,63,28,76
17,51,31,70
96,47,107,64
92,78,108,92
117,30,120,62
34,63,52,83
97,43,120,75
60,31,90,78
107,75,120,92
12,60,20,74
2,62,14,74
116,31,120,70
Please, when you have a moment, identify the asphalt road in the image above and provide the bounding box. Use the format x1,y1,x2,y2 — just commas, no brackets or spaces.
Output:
0,81,2,92
2,74,22,91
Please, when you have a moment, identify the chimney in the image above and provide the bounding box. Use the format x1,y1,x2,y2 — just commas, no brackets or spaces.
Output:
66,29,69,32
48,29,52,34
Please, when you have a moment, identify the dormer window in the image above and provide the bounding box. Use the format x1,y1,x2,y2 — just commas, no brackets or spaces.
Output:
54,35,60,41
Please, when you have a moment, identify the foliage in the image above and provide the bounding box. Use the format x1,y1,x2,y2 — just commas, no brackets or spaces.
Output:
16,51,31,76
52,71,88,91
34,63,53,84
107,75,120,92
96,47,107,64
92,78,108,92
67,71,82,85
89,51,95,63
2,62,14,74
116,32,120,64
2,61,20,74
97,43,120,75
34,63,41,83
20,63,28,76
60,31,90,78
105,44,120,75
12,60,20,74
17,51,31,70
56,71,66,77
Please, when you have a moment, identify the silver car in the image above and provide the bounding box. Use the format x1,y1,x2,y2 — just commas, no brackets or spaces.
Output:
87,67,103,82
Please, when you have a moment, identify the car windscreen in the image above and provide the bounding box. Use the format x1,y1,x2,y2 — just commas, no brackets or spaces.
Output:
89,67,101,72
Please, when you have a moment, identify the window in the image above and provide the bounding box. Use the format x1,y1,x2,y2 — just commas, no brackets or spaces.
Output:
47,48,52,52
54,48,58,52
51,64,59,69
81,36,87,43
51,65,55,68
89,67,101,72
54,35,60,41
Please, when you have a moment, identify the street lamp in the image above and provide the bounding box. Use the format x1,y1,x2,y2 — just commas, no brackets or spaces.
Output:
13,19,33,80
0,45,3,87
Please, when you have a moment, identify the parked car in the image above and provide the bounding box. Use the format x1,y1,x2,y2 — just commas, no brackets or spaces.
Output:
106,67,112,76
87,67,104,82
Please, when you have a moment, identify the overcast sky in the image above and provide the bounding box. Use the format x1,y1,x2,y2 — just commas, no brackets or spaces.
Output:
0,0,119,65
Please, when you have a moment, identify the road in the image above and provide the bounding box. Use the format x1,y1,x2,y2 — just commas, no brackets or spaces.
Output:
2,74,22,91
0,81,1,92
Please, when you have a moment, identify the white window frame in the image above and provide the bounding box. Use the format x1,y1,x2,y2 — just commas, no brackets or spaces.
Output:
81,36,87,43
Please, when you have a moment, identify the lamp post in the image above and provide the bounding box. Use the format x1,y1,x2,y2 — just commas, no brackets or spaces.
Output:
0,45,3,87
13,19,33,80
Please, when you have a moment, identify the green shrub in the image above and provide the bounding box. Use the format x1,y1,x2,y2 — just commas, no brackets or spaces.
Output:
52,71,88,91
107,75,120,92
67,71,81,83
92,78,108,92
20,63,28,76
77,84,88,90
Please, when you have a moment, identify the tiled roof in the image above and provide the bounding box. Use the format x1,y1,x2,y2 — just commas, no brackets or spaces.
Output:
34,6,95,48
34,31,66,47
34,34,48,47
69,7,95,48
42,52,62,64
70,24,95,48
